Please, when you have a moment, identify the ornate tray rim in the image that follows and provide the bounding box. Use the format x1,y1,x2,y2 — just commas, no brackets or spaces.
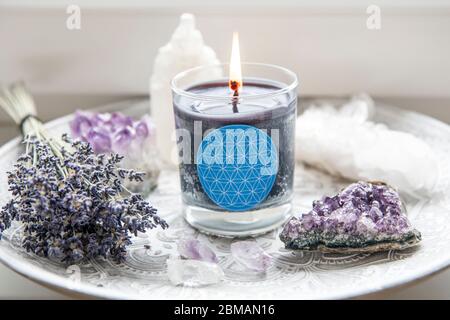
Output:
0,99,449,300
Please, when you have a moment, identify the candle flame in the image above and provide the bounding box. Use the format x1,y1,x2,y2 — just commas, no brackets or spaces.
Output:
229,32,242,93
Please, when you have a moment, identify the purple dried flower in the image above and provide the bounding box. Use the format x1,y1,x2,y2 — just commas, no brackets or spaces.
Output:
177,238,218,264
0,134,168,264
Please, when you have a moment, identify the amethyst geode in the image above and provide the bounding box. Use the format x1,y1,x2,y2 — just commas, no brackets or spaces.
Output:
280,181,421,253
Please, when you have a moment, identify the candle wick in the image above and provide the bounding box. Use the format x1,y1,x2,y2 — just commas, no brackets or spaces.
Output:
230,80,240,113
232,90,239,113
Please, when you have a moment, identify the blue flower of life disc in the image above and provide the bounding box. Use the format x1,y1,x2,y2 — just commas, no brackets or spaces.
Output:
197,124,278,212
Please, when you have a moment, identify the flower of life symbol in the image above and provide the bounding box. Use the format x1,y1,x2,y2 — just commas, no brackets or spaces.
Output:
197,124,278,211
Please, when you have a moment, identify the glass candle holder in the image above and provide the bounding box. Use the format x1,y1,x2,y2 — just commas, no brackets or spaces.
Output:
171,63,298,237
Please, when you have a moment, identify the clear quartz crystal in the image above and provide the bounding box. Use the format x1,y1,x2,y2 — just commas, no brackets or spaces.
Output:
150,13,221,165
230,241,273,272
296,94,438,195
166,258,224,287
120,147,160,196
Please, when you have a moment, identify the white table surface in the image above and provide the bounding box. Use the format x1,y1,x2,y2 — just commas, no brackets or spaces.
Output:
0,96,449,300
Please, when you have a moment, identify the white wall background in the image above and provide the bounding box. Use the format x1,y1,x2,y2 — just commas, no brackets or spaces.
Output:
0,0,449,123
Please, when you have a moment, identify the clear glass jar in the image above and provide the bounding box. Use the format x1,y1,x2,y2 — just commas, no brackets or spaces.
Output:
171,63,298,237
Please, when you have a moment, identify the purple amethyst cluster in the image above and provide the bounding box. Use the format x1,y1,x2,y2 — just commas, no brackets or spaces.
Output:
70,111,160,194
280,181,421,253
70,111,154,154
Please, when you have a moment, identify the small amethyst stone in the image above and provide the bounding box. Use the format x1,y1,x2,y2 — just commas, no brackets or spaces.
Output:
230,241,273,272
280,181,421,253
177,238,219,264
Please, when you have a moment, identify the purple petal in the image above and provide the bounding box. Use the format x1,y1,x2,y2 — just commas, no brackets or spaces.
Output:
177,238,219,264
230,241,272,272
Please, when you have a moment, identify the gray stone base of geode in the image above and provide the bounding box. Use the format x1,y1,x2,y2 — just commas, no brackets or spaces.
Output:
280,229,421,253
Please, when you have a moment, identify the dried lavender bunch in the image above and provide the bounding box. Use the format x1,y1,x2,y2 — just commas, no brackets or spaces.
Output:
0,83,167,264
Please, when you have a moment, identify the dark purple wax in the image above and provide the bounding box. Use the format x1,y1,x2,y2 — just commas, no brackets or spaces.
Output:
173,80,297,211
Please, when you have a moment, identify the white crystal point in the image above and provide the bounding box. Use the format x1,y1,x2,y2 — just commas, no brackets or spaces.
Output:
167,258,224,287
180,13,195,29
340,93,375,123
296,95,439,196
149,13,222,167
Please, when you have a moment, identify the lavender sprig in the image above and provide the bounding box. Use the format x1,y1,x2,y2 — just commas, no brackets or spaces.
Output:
0,83,168,264
0,134,168,264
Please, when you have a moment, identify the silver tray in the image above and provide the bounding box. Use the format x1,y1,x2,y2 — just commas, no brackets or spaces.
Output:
0,99,449,299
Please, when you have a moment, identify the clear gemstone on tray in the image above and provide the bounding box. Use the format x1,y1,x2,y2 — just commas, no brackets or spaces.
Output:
230,241,273,272
166,258,224,287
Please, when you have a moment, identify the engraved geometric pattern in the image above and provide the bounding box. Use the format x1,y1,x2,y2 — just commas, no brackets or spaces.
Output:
0,100,449,300
197,124,278,211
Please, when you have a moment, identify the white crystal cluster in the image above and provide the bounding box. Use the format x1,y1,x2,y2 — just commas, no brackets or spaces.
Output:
167,259,224,287
296,95,439,196
150,13,222,166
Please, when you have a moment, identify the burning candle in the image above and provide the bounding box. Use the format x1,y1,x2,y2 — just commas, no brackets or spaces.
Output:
171,33,298,237
229,32,242,113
